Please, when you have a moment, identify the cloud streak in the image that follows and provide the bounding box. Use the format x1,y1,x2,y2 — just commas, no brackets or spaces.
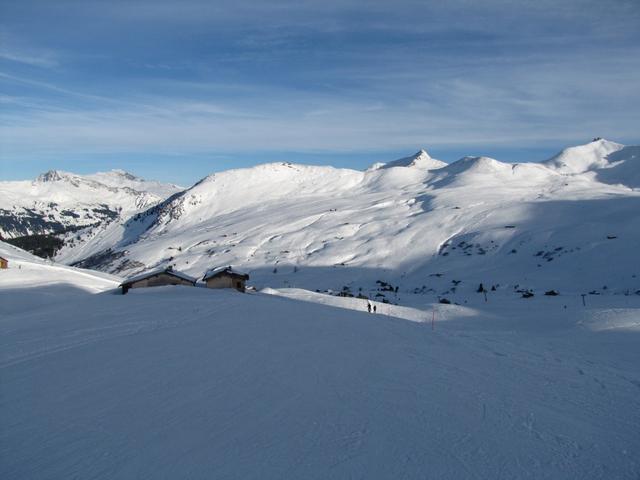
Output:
1,0,639,177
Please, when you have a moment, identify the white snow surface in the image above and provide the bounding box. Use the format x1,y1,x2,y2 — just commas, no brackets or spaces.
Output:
203,265,249,280
1,245,639,479
0,241,120,315
544,138,625,174
120,266,197,286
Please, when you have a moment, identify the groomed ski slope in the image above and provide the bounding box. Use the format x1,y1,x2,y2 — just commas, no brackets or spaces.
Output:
1,246,639,479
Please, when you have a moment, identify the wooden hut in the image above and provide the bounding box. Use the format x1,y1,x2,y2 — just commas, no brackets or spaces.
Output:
119,267,196,294
202,266,249,292
0,256,8,269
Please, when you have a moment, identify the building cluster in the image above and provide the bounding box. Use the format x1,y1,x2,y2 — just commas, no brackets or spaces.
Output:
119,266,249,294
0,254,249,295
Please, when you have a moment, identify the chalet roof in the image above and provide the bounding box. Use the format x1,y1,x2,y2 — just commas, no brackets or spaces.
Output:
0,256,7,261
120,267,197,287
202,266,249,281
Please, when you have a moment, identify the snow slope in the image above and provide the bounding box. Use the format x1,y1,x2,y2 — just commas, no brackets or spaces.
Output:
70,139,640,301
595,145,640,188
543,138,625,174
0,241,120,316
1,261,639,479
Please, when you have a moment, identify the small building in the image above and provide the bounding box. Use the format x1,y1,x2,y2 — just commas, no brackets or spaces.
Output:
0,256,8,269
120,267,196,294
202,266,249,292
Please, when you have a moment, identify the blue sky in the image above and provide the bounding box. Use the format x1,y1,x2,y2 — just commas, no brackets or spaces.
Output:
1,0,639,186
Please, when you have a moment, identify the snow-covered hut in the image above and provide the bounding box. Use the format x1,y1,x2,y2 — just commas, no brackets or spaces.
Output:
0,256,7,269
202,266,249,292
119,267,196,294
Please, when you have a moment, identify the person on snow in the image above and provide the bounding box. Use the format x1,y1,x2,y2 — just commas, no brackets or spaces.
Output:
367,303,372,313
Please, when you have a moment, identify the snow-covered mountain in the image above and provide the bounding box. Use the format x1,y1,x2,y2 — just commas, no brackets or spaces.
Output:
69,139,640,299
0,169,182,256
0,169,182,239
544,138,625,174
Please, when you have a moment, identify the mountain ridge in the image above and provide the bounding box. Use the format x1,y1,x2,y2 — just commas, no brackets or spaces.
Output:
64,139,640,301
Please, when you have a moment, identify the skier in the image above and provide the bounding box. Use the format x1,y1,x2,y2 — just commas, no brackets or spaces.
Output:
373,305,377,313
367,303,372,313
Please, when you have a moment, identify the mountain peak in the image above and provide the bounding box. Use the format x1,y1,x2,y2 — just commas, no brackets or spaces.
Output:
36,170,73,182
109,169,141,181
369,149,447,171
401,149,433,163
590,137,613,144
443,155,508,175
544,138,625,174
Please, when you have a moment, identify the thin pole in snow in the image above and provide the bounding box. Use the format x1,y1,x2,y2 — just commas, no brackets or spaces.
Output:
581,294,586,307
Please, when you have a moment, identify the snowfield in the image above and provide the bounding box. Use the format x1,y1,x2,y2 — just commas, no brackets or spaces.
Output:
0,242,120,316
1,243,639,479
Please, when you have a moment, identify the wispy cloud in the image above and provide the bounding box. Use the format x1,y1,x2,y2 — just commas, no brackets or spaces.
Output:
0,33,61,68
2,72,637,158
0,48,58,68
1,0,638,175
